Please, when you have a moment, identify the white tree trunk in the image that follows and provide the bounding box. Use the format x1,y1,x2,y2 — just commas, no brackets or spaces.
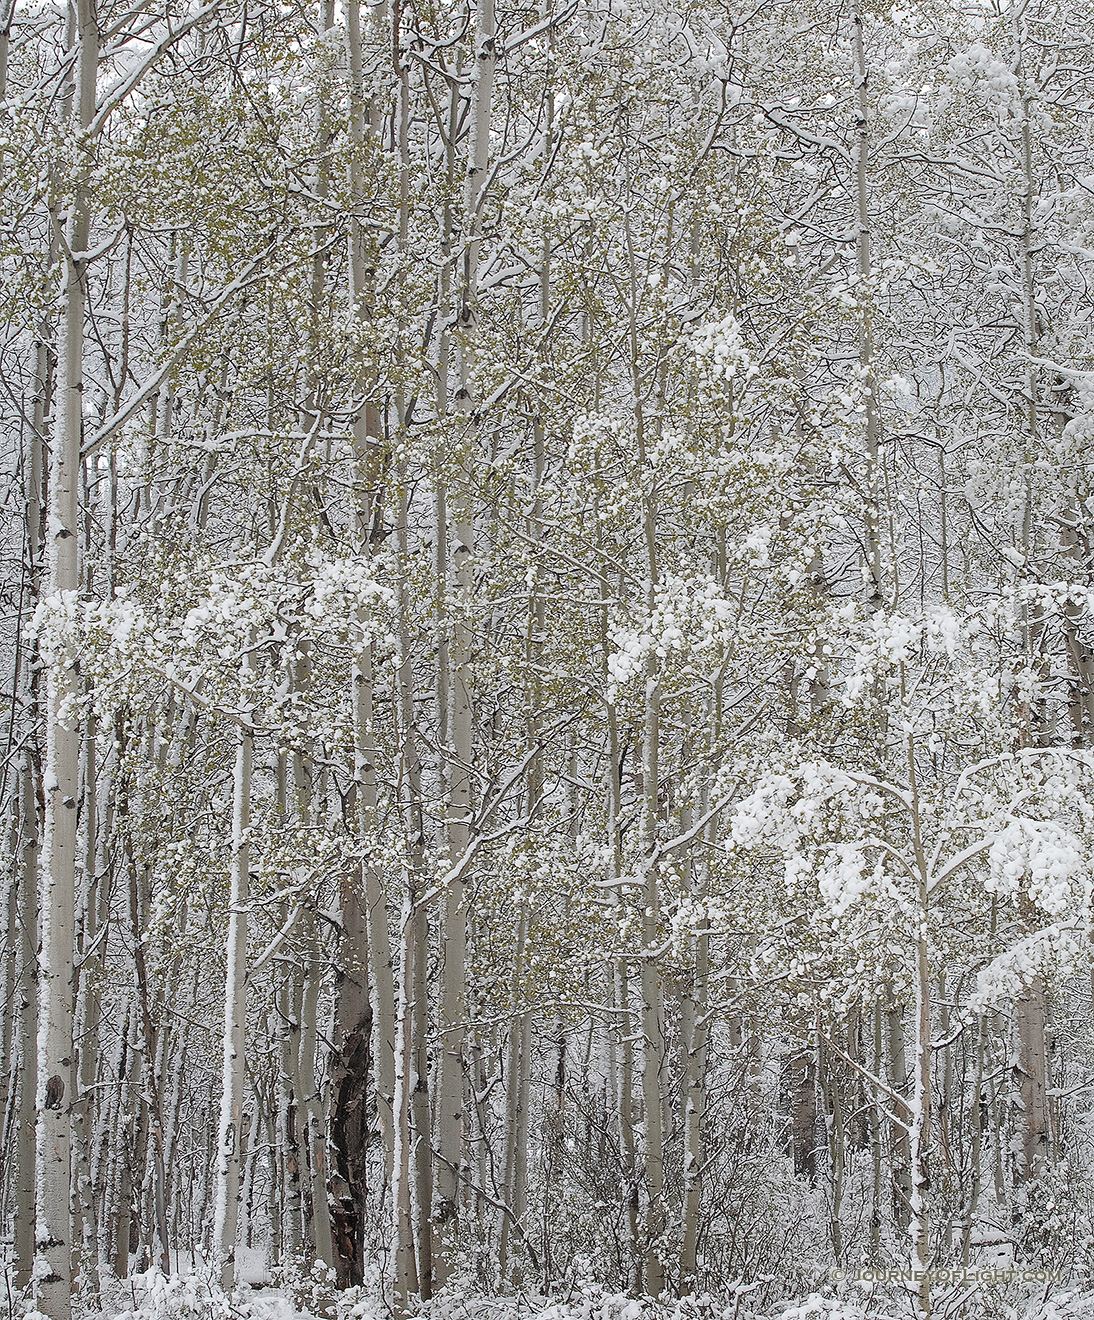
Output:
392,473,425,1304
850,0,883,608
497,904,529,1284
678,839,709,1291
638,671,666,1299
391,894,419,1312
278,959,303,1262
907,744,932,1319
299,915,334,1269
213,697,252,1289
13,753,40,1290
334,15,397,1279
36,4,96,1315
434,0,496,1274
1013,980,1049,1186
599,596,639,1283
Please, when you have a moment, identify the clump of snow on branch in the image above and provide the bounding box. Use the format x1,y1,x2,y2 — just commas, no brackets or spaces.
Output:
604,574,738,701
986,819,1091,920
689,313,757,382
841,606,964,703
946,43,1021,117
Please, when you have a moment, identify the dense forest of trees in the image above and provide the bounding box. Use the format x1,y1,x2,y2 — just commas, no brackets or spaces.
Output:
3,0,1094,1317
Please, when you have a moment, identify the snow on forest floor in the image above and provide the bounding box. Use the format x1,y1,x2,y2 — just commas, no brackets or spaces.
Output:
13,1262,1091,1320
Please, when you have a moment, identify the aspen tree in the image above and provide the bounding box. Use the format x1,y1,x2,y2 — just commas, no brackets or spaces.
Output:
213,683,254,1289
127,832,171,1275
600,582,640,1282
2,710,18,1236
678,789,710,1292
8,223,49,1293
497,437,544,1286
618,194,669,1297
298,916,334,1269
904,735,934,1319
887,1001,912,1234
497,40,555,1278
434,0,498,1281
36,1,96,1313
1010,5,1052,1192
848,5,926,1264
72,719,108,1291
329,4,397,1283
286,59,337,1246
392,454,426,1311
290,8,337,1264
850,0,883,602
388,19,429,1302
109,1009,138,1279
278,952,304,1261
12,757,39,1291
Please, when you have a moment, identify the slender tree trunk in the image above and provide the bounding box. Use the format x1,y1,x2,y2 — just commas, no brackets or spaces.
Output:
960,1014,988,1265
410,896,433,1301
497,905,529,1285
1060,509,1094,743
213,689,253,1289
850,0,883,609
299,913,334,1269
73,722,112,1294
279,957,304,1263
36,5,97,1314
906,740,932,1318
678,829,709,1293
887,1001,911,1235
433,462,471,1278
12,318,49,1300
240,1100,263,1251
1012,979,1049,1187
600,606,639,1288
434,0,497,1273
785,1037,817,1184
818,1035,845,1262
624,197,667,1299
391,894,420,1312
13,752,40,1290
392,461,427,1308
329,1,397,1286
112,1006,139,1279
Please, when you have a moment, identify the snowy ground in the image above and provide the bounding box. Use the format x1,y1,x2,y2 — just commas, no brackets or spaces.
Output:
9,1262,1089,1320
